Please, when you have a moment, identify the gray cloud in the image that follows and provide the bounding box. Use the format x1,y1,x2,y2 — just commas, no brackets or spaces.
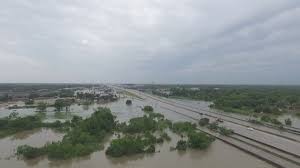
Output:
0,0,300,84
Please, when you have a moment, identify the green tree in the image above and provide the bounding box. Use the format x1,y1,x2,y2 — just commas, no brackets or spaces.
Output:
176,140,187,150
54,99,73,112
25,99,34,105
126,100,132,105
199,118,210,126
188,132,214,149
143,106,154,112
36,102,47,112
285,118,292,126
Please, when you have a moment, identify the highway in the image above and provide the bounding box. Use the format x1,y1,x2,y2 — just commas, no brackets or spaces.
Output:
117,87,300,168
167,98,300,134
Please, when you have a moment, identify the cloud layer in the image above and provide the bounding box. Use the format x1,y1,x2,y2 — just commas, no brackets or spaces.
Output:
0,0,300,84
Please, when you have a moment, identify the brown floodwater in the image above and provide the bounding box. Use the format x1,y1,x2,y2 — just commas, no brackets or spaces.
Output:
0,129,274,168
0,96,275,168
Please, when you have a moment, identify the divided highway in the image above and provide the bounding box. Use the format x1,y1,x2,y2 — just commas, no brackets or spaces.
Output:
118,87,300,168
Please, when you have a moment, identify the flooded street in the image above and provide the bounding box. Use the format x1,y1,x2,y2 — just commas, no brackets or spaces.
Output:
0,96,275,168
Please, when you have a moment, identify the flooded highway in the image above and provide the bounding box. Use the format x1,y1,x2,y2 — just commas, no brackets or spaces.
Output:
0,96,277,168
130,90,300,156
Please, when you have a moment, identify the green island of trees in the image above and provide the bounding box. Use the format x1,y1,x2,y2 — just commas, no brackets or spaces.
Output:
105,135,157,157
169,119,215,150
0,112,68,138
17,107,116,159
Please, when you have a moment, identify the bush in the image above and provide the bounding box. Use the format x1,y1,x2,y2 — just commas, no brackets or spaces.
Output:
143,106,154,112
105,136,146,157
17,145,45,159
160,132,171,141
126,100,132,105
285,118,292,126
145,145,155,153
219,127,234,136
271,119,282,125
207,122,219,131
171,122,197,134
199,118,210,126
25,99,34,105
248,119,262,125
261,115,272,122
123,116,157,133
36,102,47,112
176,140,187,150
188,132,214,149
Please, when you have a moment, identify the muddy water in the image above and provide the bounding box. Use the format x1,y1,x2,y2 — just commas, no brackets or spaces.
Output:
0,96,275,168
0,130,273,168
278,114,300,128
0,129,64,160
0,97,148,122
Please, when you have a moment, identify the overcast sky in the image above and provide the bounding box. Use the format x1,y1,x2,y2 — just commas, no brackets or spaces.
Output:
0,0,300,84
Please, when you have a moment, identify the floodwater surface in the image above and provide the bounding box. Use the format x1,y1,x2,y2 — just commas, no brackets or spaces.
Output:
0,96,275,168
0,129,274,168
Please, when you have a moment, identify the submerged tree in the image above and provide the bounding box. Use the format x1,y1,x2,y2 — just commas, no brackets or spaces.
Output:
126,100,132,105
37,102,47,112
285,118,292,126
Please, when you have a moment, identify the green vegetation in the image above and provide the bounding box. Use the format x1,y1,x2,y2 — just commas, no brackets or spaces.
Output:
106,109,172,157
17,107,116,159
176,140,187,150
143,106,154,112
17,145,45,159
54,99,73,112
285,118,292,126
260,115,282,125
119,116,157,133
122,90,144,100
126,100,132,105
209,123,234,136
170,120,215,150
248,119,262,125
219,127,234,136
25,99,34,105
165,86,300,116
0,113,69,138
199,118,210,126
173,125,215,150
36,102,47,112
0,115,43,138
15,106,214,159
105,135,156,157
171,122,197,133
0,93,11,102
207,122,219,131
187,131,215,149
116,110,171,134
160,132,171,141
261,115,272,122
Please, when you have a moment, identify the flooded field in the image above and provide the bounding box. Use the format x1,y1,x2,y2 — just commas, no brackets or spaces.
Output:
0,96,276,168
0,129,273,168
